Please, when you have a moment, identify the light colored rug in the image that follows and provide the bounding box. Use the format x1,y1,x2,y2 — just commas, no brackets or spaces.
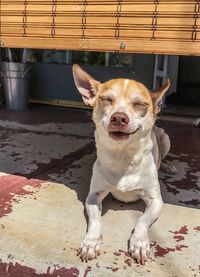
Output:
0,174,199,277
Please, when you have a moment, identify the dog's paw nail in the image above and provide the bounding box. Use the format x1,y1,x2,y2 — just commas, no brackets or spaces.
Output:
129,234,150,265
78,237,101,262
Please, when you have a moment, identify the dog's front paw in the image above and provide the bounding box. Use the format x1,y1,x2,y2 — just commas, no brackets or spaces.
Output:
129,232,150,265
78,236,102,262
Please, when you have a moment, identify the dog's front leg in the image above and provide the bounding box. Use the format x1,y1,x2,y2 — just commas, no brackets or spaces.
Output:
129,194,163,265
78,189,108,261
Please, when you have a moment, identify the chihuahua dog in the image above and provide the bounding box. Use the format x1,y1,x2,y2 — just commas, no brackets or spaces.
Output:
72,64,171,265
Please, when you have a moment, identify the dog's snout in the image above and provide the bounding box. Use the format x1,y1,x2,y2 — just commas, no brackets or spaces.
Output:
110,112,129,126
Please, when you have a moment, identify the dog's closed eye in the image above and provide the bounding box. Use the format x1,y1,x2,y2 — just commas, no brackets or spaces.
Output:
133,101,148,108
133,102,149,116
99,97,113,105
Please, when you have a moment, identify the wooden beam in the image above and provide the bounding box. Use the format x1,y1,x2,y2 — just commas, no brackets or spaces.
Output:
30,98,91,110
1,37,200,56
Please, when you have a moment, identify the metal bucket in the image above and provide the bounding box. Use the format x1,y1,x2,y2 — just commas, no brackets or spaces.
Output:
0,62,32,111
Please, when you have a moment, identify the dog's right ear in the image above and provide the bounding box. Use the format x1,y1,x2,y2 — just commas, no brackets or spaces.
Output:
72,64,100,106
150,79,170,114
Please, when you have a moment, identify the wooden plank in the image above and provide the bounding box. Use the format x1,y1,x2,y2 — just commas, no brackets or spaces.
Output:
1,16,196,26
1,27,195,41
30,98,91,110
1,37,200,56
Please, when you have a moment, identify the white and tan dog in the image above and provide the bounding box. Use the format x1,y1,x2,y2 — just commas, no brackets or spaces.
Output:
72,64,172,265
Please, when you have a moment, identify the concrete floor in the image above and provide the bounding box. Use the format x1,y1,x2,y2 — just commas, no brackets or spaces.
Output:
0,105,199,276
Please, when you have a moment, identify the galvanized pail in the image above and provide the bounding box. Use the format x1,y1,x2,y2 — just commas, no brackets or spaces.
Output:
0,62,32,111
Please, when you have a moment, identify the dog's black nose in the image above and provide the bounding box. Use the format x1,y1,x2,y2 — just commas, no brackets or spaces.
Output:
110,112,129,126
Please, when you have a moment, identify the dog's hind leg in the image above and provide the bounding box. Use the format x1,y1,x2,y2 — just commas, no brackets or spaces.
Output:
154,126,177,174
154,126,170,160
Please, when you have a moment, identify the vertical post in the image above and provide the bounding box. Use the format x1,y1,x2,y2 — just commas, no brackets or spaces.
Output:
153,54,169,90
66,51,72,64
153,54,169,108
84,52,88,64
105,53,110,67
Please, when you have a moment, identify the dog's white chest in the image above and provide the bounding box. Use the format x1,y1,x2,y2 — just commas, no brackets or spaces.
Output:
112,172,142,192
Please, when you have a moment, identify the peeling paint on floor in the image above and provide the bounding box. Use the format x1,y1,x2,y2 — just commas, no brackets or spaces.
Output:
0,107,199,276
0,179,199,277
0,109,199,209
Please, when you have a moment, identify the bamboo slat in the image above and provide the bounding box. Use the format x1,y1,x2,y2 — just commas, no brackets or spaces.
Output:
1,1,200,55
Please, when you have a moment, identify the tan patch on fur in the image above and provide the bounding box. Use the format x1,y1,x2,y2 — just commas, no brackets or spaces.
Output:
95,78,153,113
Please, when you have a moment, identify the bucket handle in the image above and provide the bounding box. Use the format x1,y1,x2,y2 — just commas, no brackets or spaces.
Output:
0,64,33,78
22,65,33,78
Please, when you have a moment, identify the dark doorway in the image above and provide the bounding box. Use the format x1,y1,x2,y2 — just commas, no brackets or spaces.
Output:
171,56,200,105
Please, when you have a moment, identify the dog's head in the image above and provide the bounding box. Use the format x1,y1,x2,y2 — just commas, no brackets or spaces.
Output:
72,64,169,144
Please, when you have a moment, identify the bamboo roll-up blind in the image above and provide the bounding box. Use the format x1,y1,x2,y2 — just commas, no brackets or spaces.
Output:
1,0,200,55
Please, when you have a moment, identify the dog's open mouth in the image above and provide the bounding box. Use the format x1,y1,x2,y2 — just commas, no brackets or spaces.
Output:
108,128,140,141
109,131,129,140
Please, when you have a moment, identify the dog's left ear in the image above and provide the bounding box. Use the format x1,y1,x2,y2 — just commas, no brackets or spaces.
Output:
72,64,100,106
150,79,170,114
